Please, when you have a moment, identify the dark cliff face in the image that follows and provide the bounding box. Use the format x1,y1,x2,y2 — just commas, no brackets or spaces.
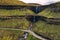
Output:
29,2,60,13
29,6,48,13
26,16,47,23
0,5,48,13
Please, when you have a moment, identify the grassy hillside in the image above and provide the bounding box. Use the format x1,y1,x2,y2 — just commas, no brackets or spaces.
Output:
38,8,60,18
0,17,29,40
0,9,35,17
0,30,24,40
0,3,35,40
0,2,60,40
0,18,30,30
32,20,60,40
0,0,25,5
32,2,60,40
38,2,60,18
0,0,41,6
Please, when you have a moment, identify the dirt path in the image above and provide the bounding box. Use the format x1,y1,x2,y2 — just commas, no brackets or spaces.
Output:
0,28,50,40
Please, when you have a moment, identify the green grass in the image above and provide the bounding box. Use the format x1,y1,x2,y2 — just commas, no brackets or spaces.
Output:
34,6,60,40
0,0,25,5
0,30,24,40
27,34,40,40
0,9,34,17
0,18,30,30
0,8,34,40
32,21,60,40
38,8,60,18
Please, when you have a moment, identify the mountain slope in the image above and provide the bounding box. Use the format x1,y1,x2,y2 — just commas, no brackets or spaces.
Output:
0,0,41,6
32,2,60,40
38,2,60,18
0,0,25,5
